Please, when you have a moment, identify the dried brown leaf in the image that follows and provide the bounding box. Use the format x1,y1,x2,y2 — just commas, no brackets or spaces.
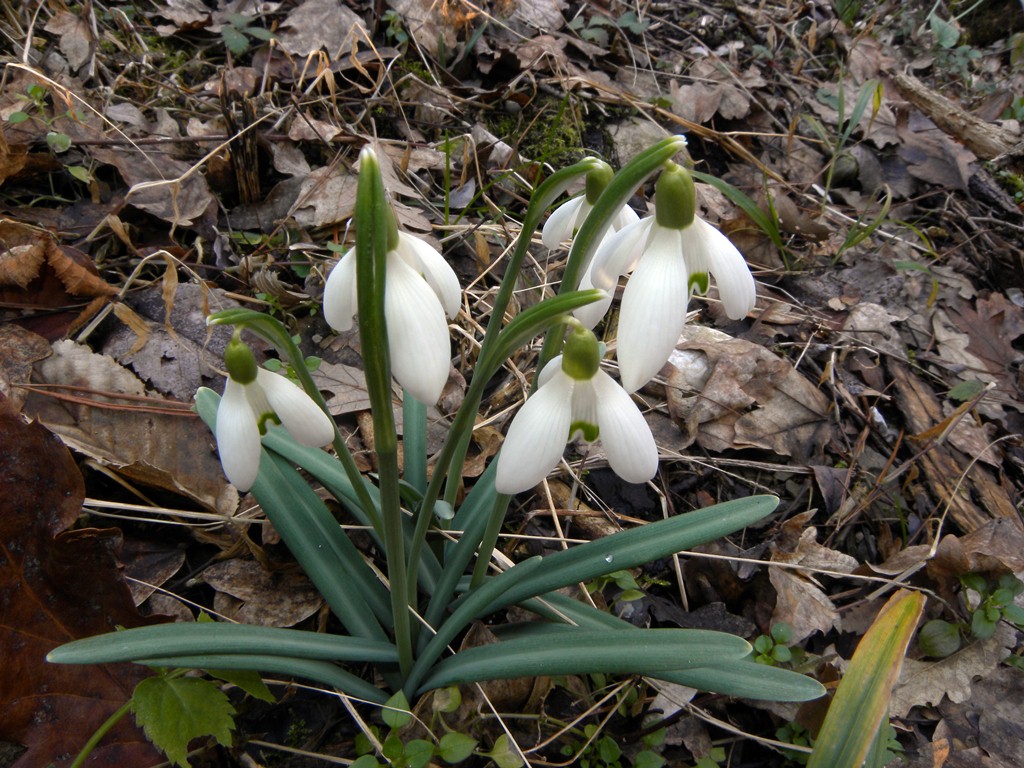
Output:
277,0,367,56
0,324,50,411
666,326,832,462
0,413,164,767
890,623,1017,718
23,340,237,514
43,11,94,71
204,560,323,627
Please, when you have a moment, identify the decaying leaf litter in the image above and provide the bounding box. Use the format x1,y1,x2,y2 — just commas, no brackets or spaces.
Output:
1,0,1023,765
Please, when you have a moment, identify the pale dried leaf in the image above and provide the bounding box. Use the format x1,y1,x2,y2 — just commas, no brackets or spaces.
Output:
667,326,832,462
512,0,567,30
290,165,358,227
0,242,46,288
44,11,93,71
203,560,323,627
311,360,371,415
277,0,367,56
889,624,1017,718
24,340,237,515
388,0,457,57
769,567,840,643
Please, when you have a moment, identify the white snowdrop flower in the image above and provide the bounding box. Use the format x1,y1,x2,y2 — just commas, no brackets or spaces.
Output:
215,338,335,491
323,229,460,406
587,163,755,392
495,324,658,494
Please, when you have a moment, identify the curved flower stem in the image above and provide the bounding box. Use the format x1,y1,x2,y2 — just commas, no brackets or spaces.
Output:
354,149,413,680
535,135,689,382
404,160,603,593
69,699,132,768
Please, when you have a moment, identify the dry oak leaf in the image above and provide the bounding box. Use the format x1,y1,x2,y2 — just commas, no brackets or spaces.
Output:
204,560,324,627
769,513,857,643
665,326,831,462
942,293,1024,413
277,0,368,57
0,413,164,767
89,147,215,227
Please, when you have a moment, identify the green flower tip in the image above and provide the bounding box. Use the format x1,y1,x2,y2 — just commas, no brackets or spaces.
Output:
224,335,258,384
584,161,614,204
654,162,696,230
561,320,601,380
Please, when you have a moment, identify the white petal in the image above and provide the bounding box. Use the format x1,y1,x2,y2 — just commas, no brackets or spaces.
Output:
495,371,574,494
215,378,262,491
385,252,451,404
542,196,587,250
323,249,358,332
256,369,334,447
396,233,462,320
684,218,756,320
589,216,655,291
616,225,689,393
573,262,613,329
612,204,640,231
592,371,658,483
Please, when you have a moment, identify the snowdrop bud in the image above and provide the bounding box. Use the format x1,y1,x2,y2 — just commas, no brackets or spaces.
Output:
654,162,696,230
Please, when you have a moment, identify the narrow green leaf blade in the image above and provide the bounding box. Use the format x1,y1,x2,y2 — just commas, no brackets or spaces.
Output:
47,622,398,665
476,496,777,614
418,629,750,692
133,654,388,704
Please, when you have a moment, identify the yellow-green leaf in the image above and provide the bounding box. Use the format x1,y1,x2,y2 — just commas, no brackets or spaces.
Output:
808,590,925,768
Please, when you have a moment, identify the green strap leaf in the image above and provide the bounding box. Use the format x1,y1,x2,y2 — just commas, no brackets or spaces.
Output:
135,654,388,704
417,628,750,693
472,495,778,615
47,622,399,664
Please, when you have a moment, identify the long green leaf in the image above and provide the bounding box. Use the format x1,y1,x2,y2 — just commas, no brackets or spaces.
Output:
472,496,777,615
47,623,398,665
808,590,924,768
486,621,821,700
137,654,387,704
417,628,750,693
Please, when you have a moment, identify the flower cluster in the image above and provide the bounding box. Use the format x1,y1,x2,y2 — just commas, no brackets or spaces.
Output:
209,144,756,496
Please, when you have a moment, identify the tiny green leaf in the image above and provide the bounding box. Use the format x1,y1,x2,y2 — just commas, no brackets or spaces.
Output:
131,676,236,767
46,131,71,153
221,26,250,55
67,165,92,183
947,379,985,402
486,734,524,768
439,732,477,764
404,739,436,768
1001,604,1024,627
381,690,412,729
918,619,961,658
8,111,30,124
